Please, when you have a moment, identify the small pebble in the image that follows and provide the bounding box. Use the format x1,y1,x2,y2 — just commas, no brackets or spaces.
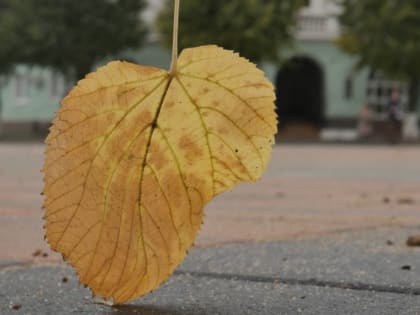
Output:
12,304,21,310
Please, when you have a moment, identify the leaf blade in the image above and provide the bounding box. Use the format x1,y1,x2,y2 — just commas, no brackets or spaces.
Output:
43,46,277,304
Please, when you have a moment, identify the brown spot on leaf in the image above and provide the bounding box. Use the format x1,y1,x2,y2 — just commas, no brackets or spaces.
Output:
150,142,169,170
179,135,203,161
161,170,183,209
139,110,153,125
165,101,175,109
185,174,206,190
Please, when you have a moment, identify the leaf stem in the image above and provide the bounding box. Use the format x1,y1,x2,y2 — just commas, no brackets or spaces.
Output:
169,0,180,76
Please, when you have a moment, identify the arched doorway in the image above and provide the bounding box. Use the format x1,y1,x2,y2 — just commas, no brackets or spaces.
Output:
275,56,325,139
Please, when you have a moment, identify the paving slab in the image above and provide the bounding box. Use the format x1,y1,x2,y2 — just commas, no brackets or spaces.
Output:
2,227,420,315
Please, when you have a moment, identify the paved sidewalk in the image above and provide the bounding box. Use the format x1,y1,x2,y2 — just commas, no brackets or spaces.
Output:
2,227,420,314
1,144,420,261
1,143,420,314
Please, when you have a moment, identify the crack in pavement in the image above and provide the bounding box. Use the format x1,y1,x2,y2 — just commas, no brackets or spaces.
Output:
175,270,420,296
3,261,420,297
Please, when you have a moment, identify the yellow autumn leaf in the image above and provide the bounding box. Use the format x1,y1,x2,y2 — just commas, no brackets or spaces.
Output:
43,45,277,304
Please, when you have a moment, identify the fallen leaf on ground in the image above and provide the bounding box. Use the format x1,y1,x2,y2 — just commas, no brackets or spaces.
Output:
32,249,42,257
406,235,420,247
397,197,416,205
43,45,277,303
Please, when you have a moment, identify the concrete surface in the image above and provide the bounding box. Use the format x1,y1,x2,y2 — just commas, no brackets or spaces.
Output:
1,143,420,314
1,144,420,261
2,227,420,314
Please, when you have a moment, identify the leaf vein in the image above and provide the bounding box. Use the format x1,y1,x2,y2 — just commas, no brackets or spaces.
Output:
146,163,183,250
175,77,216,196
50,77,167,250
180,73,273,130
200,106,263,164
156,128,195,230
82,124,152,285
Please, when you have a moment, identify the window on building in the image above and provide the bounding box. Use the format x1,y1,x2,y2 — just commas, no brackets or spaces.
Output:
50,71,65,100
344,76,353,99
366,70,408,116
15,73,30,106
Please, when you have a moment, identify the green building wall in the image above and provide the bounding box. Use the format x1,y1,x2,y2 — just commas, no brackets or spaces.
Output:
1,41,418,126
262,40,370,122
0,65,62,122
0,44,172,125
298,41,370,119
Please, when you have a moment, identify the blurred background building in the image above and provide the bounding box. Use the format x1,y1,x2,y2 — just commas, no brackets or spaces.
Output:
0,0,419,141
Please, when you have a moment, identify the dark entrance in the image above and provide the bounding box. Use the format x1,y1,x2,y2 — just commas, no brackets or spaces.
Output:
275,57,325,133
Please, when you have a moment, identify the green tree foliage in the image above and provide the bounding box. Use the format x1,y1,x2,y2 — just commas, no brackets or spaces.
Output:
0,0,148,79
157,0,305,64
337,0,420,111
